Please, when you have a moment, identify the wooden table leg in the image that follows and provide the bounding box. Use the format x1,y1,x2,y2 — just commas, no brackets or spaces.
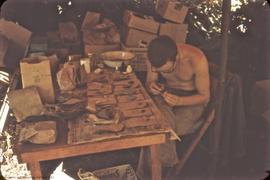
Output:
27,161,43,180
150,145,161,180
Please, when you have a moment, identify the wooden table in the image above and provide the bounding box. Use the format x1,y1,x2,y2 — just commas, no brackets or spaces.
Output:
15,71,175,180
16,119,170,180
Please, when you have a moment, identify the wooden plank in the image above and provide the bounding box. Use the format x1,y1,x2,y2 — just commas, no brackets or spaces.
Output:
21,133,166,162
150,145,161,180
16,71,173,180
26,161,42,180
211,0,231,175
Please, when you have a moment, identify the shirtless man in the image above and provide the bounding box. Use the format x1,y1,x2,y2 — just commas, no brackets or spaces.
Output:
146,35,210,135
136,36,210,177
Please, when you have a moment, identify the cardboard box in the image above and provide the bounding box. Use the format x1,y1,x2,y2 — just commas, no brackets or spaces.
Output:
20,57,55,104
156,0,189,23
8,87,44,122
82,19,120,46
84,43,120,54
0,19,32,49
159,23,188,43
123,10,159,34
0,19,32,69
83,30,107,45
81,11,101,31
122,26,157,47
121,43,148,71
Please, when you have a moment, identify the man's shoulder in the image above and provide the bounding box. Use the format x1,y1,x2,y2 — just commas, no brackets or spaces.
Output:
178,44,207,63
178,44,204,55
177,43,200,49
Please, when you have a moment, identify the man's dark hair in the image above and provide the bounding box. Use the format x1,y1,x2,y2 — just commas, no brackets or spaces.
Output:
147,35,178,68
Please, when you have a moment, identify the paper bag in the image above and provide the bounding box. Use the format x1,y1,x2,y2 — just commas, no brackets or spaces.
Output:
8,87,45,122
20,57,55,104
57,63,77,91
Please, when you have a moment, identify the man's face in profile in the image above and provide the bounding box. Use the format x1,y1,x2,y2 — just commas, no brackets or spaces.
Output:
151,59,176,74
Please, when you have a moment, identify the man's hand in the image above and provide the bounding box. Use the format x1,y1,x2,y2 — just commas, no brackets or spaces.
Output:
162,91,182,107
147,82,165,95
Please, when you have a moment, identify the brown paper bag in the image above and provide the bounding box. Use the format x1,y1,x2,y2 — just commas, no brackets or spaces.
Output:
20,57,56,104
59,22,79,43
57,63,77,91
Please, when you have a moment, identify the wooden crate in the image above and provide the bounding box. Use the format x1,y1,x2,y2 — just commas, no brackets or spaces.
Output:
156,0,189,23
121,26,157,47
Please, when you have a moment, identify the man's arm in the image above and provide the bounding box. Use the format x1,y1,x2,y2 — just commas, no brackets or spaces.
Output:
163,57,210,106
145,60,163,94
146,60,158,85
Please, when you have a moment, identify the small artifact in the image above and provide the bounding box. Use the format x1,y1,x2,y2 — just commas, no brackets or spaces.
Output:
87,88,113,96
114,88,140,96
87,114,113,125
96,106,115,120
19,121,57,144
94,68,103,74
118,101,148,110
88,74,108,83
113,79,135,86
122,108,153,118
77,168,100,180
86,101,97,113
91,124,124,134
112,72,134,81
88,95,117,106
63,98,86,105
123,116,158,128
123,65,133,74
117,93,145,103
87,82,111,91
